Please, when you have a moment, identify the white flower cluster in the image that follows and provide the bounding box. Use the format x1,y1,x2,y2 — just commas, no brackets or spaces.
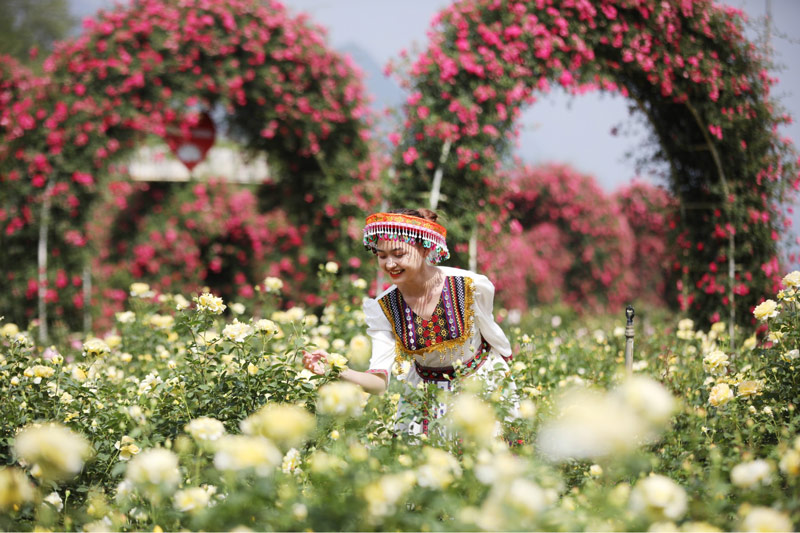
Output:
185,417,226,443
316,382,367,418
222,319,252,342
14,423,92,482
240,403,315,450
537,376,676,461
195,292,226,314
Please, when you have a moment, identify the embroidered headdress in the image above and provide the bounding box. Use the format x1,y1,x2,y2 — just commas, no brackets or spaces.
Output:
363,212,450,264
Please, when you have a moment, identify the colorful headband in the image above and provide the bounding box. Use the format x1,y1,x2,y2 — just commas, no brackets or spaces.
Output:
363,212,450,264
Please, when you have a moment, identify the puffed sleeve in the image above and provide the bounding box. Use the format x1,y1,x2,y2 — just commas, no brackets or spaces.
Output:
363,297,396,382
470,272,512,358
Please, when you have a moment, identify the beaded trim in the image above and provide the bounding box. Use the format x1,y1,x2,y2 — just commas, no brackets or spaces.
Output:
378,276,475,361
363,212,450,264
415,337,491,382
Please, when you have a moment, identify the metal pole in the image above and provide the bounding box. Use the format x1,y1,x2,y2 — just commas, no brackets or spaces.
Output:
37,180,54,344
624,305,635,375
429,139,452,211
83,264,92,334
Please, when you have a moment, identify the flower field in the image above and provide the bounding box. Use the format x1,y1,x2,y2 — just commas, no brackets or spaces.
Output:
1,267,799,532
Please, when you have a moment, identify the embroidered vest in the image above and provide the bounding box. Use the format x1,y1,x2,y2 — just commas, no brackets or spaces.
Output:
378,276,475,364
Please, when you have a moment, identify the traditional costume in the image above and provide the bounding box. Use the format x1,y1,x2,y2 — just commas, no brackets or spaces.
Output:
362,212,518,436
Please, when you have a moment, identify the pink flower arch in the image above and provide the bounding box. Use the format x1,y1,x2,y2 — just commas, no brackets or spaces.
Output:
393,0,798,327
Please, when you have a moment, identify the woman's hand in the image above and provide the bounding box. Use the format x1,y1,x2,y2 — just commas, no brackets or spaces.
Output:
302,349,328,376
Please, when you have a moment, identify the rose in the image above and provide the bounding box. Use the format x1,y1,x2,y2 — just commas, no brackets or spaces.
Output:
195,293,226,314
129,282,154,298
240,404,315,449
782,271,800,288
708,383,734,407
730,459,772,488
316,382,366,417
702,350,729,375
739,506,792,532
213,435,281,476
222,319,253,342
752,299,779,321
253,318,278,336
83,338,110,358
737,380,764,397
185,417,226,443
263,276,284,293
114,436,141,461
173,487,211,513
125,448,181,496
0,468,35,511
14,423,92,481
445,394,498,447
326,352,349,371
629,474,688,521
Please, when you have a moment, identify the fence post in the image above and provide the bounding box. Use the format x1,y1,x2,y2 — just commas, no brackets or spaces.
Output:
624,305,635,375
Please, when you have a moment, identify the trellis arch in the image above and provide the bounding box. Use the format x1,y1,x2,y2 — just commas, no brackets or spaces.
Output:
0,0,374,334
392,0,798,328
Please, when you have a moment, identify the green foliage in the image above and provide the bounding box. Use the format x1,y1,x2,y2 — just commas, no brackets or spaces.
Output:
2,268,800,531
0,0,74,67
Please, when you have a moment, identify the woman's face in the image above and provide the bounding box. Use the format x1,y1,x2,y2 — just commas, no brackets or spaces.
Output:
375,239,427,284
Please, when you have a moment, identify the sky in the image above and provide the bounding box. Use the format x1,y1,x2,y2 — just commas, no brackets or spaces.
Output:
67,0,800,239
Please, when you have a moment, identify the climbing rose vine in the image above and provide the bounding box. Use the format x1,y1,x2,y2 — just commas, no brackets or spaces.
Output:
393,0,798,327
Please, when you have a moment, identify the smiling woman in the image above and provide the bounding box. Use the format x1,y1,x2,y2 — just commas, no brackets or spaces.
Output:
303,207,519,437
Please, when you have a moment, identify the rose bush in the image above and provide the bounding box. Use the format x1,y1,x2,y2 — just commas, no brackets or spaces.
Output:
1,266,799,531
87,179,310,331
0,0,375,335
392,0,799,327
479,164,637,313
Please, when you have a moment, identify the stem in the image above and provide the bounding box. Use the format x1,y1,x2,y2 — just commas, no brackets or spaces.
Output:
685,101,736,351
54,366,63,421
179,382,193,420
83,264,92,334
429,139,452,211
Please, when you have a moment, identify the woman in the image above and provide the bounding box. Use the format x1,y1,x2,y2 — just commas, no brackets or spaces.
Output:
303,208,516,436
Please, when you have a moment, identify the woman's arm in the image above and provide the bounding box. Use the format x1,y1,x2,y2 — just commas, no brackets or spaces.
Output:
340,368,388,395
302,349,388,395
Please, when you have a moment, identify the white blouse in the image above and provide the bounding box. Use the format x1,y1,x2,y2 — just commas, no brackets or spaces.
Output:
363,266,512,385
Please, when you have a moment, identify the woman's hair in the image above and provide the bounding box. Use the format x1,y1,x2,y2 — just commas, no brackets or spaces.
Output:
387,207,439,223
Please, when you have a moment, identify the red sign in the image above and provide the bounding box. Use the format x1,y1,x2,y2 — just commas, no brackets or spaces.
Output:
164,111,216,172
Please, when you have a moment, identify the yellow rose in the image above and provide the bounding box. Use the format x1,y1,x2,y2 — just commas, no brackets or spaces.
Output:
347,335,371,366
14,423,92,481
149,314,175,330
752,299,779,321
241,404,315,449
129,282,153,298
702,350,729,375
1,323,20,338
0,467,35,511
195,292,226,314
709,383,734,407
737,380,764,397
782,271,800,288
115,436,141,461
263,276,284,293
779,450,800,476
83,338,110,358
326,352,349,370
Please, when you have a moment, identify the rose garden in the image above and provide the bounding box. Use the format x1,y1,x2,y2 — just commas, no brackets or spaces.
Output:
1,0,799,531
